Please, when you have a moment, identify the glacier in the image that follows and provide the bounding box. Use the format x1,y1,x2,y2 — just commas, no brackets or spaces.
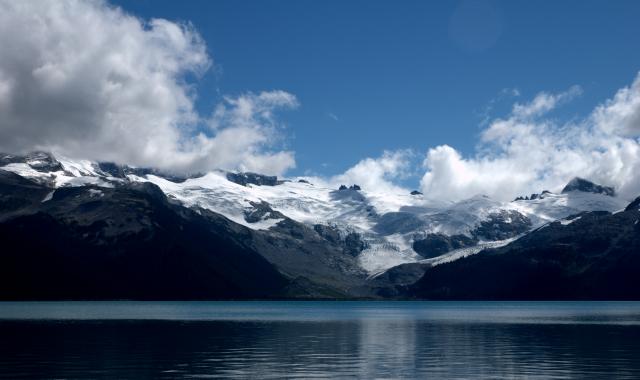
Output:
1,152,629,275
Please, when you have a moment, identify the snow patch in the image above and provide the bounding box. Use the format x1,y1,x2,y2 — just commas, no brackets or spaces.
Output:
5,154,634,274
359,234,421,275
511,191,626,226
88,189,104,197
423,237,519,267
1,161,114,189
41,190,55,202
560,215,582,225
57,156,101,177
1,163,52,181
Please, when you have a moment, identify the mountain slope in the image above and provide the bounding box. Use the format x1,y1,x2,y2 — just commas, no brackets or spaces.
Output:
1,152,637,300
0,178,293,300
2,153,629,274
0,155,372,299
407,204,640,300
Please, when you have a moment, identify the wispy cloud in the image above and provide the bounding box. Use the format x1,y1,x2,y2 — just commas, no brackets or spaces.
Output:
477,87,521,126
327,112,339,121
511,85,582,119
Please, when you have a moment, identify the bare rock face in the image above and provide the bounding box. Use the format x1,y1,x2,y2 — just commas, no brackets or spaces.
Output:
343,232,367,257
471,210,532,241
244,201,285,223
412,233,477,259
227,172,280,187
514,190,551,201
338,184,361,191
314,224,341,243
1,151,63,173
314,224,368,257
562,177,615,197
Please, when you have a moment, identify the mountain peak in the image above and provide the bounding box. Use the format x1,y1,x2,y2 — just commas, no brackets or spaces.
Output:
0,151,63,173
561,177,615,196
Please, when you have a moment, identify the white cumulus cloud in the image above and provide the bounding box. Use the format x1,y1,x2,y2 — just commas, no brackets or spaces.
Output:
305,150,413,194
334,150,412,193
421,73,640,201
593,76,640,136
0,0,297,175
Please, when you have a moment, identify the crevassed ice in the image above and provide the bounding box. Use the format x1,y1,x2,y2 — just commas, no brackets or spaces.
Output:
1,155,631,273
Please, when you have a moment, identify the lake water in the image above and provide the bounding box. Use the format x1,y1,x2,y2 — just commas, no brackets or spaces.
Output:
1,301,640,379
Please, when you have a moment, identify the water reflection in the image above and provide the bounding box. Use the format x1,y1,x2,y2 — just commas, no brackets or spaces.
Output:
1,302,640,379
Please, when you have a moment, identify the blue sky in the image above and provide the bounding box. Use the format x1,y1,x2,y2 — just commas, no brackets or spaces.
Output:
2,0,640,199
111,0,640,178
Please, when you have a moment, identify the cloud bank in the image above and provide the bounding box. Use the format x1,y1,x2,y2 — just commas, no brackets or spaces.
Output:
0,0,296,175
420,75,640,201
328,76,639,202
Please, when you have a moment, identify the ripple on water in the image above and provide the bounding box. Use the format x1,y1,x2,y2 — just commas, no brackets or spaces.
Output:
0,301,640,379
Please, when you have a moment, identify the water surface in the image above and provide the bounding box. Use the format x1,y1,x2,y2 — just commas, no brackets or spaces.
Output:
1,301,639,379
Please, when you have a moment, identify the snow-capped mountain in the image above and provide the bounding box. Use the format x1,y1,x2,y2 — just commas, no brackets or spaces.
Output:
1,152,629,277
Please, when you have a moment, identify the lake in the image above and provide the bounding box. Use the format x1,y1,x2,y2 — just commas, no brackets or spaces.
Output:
1,301,640,379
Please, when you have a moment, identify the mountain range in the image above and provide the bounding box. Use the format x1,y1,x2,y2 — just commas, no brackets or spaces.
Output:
1,152,638,300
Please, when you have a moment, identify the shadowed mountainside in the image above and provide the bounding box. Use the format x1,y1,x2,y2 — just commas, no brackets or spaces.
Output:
407,204,640,300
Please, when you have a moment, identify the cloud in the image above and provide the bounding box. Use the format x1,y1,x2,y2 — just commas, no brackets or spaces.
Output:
197,91,298,175
593,76,640,136
477,87,521,126
327,112,339,121
511,85,582,119
0,0,297,176
314,150,413,194
421,74,640,201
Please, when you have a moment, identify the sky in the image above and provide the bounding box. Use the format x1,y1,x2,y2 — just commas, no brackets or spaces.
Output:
111,0,640,174
1,0,640,201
